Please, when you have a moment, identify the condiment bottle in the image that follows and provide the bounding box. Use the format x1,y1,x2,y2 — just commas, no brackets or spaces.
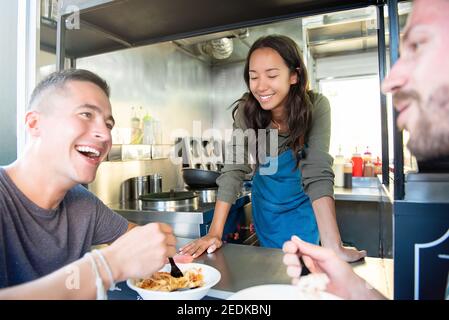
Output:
344,162,353,188
363,146,372,165
333,149,345,187
374,156,382,175
363,162,375,177
130,106,143,144
142,110,154,145
351,151,363,177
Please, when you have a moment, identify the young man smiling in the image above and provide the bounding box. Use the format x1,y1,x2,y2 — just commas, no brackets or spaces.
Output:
0,69,188,297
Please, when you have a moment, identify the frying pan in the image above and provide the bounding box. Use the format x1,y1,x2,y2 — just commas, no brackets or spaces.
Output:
182,168,221,188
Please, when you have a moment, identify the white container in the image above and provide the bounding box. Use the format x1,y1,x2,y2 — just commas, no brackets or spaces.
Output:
333,155,345,187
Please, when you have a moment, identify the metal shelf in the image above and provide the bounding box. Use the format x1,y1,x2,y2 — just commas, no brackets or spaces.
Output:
42,0,379,59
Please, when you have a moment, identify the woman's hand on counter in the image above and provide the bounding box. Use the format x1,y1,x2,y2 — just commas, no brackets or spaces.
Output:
312,196,367,263
334,245,367,263
282,235,385,300
179,200,229,258
179,234,223,258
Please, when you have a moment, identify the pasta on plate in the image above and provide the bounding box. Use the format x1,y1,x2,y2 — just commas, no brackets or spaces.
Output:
135,268,204,292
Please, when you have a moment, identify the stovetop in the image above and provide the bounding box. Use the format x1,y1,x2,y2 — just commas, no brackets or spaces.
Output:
108,190,251,228
111,198,214,213
109,189,251,214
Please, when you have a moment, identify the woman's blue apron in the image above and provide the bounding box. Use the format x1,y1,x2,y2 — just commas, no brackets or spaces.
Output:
251,149,319,248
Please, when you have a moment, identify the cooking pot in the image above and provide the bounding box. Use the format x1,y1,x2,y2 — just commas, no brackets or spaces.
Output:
139,190,199,211
129,176,148,200
182,168,221,189
186,186,217,203
148,173,163,193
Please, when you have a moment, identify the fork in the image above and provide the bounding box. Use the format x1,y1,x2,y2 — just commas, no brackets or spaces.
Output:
300,256,310,276
168,257,184,278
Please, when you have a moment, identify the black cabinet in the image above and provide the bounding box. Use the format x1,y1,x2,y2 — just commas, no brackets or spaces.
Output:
394,201,449,300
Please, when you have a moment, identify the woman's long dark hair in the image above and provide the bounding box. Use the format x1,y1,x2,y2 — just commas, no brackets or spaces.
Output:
235,35,312,167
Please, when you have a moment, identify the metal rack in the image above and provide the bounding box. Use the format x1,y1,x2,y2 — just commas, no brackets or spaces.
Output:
46,1,378,62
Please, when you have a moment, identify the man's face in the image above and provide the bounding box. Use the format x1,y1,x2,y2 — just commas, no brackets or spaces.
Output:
36,80,114,185
381,0,449,160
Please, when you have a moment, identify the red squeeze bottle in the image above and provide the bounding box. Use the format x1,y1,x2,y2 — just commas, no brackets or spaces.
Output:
352,152,363,177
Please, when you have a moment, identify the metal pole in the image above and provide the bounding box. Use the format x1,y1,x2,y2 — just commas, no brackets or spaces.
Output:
388,0,404,200
376,4,389,186
16,0,39,156
56,13,66,70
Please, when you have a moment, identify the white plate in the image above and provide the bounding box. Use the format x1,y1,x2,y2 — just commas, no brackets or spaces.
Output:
127,262,221,300
227,284,342,300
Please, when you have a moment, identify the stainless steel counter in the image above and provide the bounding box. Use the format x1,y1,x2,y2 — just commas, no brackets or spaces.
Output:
334,177,390,202
334,187,385,202
183,242,394,300
108,242,393,300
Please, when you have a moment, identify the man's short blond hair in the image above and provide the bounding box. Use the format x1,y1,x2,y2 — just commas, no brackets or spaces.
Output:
29,69,110,110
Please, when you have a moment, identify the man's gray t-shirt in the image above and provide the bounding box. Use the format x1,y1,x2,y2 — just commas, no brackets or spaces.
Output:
0,168,128,288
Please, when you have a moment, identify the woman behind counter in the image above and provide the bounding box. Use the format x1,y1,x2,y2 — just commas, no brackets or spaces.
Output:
181,35,366,262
